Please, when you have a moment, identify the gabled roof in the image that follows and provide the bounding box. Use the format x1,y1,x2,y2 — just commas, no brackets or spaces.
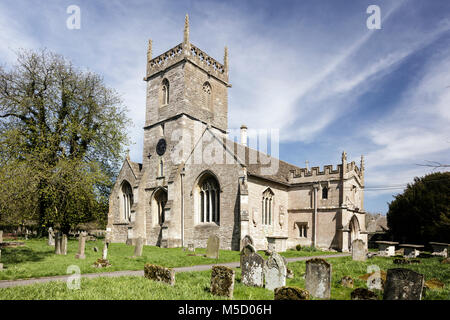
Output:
125,158,143,180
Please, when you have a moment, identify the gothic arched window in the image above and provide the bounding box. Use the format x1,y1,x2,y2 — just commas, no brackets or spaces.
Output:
121,181,133,222
154,189,167,225
262,188,274,225
198,175,220,224
202,82,212,110
161,79,169,106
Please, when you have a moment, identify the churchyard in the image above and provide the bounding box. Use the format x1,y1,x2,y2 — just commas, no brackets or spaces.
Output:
0,235,448,300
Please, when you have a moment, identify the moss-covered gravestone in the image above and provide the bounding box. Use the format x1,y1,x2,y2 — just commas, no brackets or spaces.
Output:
241,248,264,287
210,266,235,298
383,268,424,300
351,288,378,300
144,263,175,286
206,235,220,259
305,258,331,299
274,286,309,300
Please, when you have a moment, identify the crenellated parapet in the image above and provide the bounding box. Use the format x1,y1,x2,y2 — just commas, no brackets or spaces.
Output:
145,14,229,83
146,43,184,79
290,164,342,179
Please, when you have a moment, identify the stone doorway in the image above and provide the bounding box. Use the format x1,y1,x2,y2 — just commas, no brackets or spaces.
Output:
348,215,361,251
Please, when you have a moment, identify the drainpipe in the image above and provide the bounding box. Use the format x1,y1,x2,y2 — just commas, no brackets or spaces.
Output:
313,185,318,247
181,169,185,247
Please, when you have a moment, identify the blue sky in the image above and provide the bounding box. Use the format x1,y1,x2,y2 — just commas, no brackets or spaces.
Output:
1,0,449,214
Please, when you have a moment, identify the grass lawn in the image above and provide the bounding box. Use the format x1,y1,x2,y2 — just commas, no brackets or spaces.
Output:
0,255,448,300
0,238,337,281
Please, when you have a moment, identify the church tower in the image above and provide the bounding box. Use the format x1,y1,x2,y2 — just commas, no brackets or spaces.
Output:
142,14,230,170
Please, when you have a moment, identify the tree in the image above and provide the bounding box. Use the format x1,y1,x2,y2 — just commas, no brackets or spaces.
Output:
0,49,130,234
387,172,450,244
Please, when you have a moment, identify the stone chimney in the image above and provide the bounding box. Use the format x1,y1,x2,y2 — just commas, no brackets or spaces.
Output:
240,125,248,146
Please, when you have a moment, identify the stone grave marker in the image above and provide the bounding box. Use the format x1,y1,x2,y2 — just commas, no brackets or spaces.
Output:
54,232,61,255
241,249,264,287
61,234,68,255
383,268,424,300
305,258,332,299
210,265,235,298
429,242,449,257
240,243,256,268
351,288,378,300
48,227,55,246
187,243,195,252
144,263,175,286
0,249,3,271
351,239,367,261
274,286,310,300
206,235,220,259
264,252,287,291
102,242,109,260
133,237,144,257
75,231,87,259
241,235,254,249
0,230,3,243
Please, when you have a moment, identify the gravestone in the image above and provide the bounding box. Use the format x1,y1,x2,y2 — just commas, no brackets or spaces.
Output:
351,288,378,300
264,252,287,291
48,227,55,246
210,266,235,298
187,243,195,252
102,242,109,260
240,243,256,268
351,239,367,261
61,234,68,255
274,286,309,300
0,249,3,271
241,235,254,249
144,263,175,286
376,241,398,257
241,250,264,287
206,235,220,259
54,232,61,255
429,242,449,257
0,230,3,243
305,258,332,299
383,268,424,300
133,237,144,257
75,231,87,259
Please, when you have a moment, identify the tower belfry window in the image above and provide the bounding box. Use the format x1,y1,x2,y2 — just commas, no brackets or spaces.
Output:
202,82,212,110
162,79,169,106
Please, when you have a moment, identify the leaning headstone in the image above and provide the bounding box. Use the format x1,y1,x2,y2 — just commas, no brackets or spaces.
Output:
133,237,144,257
351,288,378,300
305,258,332,299
383,268,425,300
241,250,265,287
351,239,367,261
274,286,309,300
206,235,220,259
48,227,55,246
264,252,287,291
54,232,61,255
61,234,68,255
210,265,235,298
144,263,175,286
75,231,87,259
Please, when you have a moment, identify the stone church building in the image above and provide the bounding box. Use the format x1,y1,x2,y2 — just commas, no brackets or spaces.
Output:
107,16,367,252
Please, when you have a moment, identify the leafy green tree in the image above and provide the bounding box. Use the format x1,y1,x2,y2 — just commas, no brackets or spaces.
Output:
387,172,450,244
0,49,130,234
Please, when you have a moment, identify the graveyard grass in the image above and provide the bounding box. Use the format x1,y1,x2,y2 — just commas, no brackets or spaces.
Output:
0,238,333,281
0,251,449,300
